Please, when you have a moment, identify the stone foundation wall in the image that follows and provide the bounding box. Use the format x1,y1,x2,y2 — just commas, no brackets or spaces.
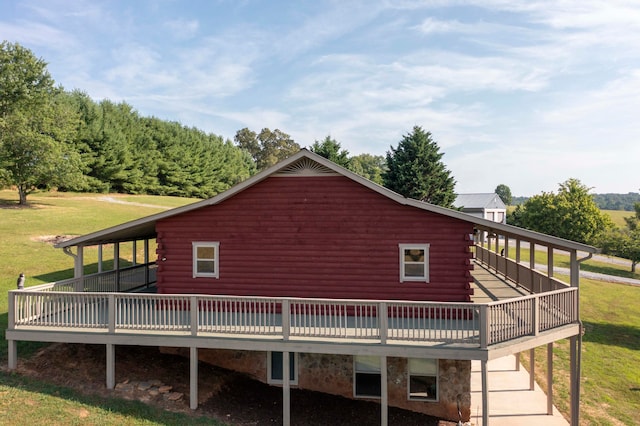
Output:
160,347,470,422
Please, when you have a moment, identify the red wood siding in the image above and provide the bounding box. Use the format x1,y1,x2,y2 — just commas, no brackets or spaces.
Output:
156,176,474,302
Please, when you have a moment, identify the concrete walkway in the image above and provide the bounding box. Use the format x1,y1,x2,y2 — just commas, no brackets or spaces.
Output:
469,355,569,426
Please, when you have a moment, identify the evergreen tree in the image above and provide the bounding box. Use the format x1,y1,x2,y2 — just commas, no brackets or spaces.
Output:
309,136,350,168
495,184,513,205
383,126,456,207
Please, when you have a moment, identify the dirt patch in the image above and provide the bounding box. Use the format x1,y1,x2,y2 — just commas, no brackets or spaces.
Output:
16,343,444,426
31,235,76,245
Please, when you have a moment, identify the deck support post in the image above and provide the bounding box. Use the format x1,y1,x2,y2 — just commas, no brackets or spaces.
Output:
7,340,16,370
8,291,16,370
283,351,290,426
547,342,553,415
381,356,388,426
570,335,581,426
515,352,520,371
569,249,582,426
529,348,535,390
106,343,115,389
481,359,489,426
190,347,198,410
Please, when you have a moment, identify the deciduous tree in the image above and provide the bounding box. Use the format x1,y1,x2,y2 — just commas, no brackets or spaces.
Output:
509,178,613,245
234,127,300,170
348,153,385,185
383,126,456,207
0,42,83,204
599,202,640,272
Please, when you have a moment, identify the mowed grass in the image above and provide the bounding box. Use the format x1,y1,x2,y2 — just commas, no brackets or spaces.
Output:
522,277,640,425
603,209,634,228
1,190,639,425
0,190,218,425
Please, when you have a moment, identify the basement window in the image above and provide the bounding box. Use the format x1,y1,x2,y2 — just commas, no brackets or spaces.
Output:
354,355,381,398
192,242,219,278
268,352,298,385
408,358,438,401
399,244,430,282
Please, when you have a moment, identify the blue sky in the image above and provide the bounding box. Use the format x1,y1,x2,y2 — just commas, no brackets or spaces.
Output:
1,0,638,196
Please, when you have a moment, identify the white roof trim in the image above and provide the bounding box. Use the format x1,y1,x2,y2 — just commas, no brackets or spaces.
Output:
56,149,597,253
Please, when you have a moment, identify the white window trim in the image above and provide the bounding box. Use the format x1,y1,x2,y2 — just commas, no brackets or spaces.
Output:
353,355,381,399
399,244,430,283
407,358,439,402
267,352,298,385
192,242,220,278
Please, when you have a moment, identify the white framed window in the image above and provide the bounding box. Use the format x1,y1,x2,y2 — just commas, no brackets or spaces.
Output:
192,242,219,278
268,352,298,385
408,358,438,401
354,355,381,398
399,244,430,282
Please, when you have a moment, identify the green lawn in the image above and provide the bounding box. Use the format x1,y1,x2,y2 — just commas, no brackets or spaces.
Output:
1,190,639,425
523,277,640,425
0,190,216,425
603,209,634,228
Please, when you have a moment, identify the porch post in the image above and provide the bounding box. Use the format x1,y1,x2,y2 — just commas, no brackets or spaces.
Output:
481,359,489,426
74,246,84,292
548,247,554,285
132,240,137,265
381,356,388,426
114,243,120,292
283,351,291,426
530,243,536,292
190,347,198,410
547,342,553,415
106,343,115,389
515,239,521,284
529,348,535,390
144,239,150,286
98,244,103,273
515,352,520,371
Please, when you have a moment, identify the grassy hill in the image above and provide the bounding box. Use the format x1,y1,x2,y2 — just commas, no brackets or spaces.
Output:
1,190,639,425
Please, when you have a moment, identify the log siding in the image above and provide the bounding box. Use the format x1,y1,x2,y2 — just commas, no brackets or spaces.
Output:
156,175,474,301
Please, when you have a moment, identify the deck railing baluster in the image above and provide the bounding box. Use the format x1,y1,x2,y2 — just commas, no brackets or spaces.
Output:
8,288,577,347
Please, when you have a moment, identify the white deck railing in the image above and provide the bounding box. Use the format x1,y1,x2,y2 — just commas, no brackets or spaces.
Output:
24,263,157,293
476,245,568,292
8,288,578,349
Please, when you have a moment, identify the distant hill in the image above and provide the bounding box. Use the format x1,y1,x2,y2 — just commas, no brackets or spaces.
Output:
512,192,640,211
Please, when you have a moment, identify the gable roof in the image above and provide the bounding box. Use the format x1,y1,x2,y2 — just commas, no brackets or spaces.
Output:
56,149,597,254
454,193,506,210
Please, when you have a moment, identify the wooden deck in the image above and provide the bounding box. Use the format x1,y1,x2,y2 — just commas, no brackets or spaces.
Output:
7,259,579,365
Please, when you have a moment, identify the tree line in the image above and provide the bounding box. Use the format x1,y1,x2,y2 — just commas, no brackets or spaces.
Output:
0,41,456,208
511,193,640,211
